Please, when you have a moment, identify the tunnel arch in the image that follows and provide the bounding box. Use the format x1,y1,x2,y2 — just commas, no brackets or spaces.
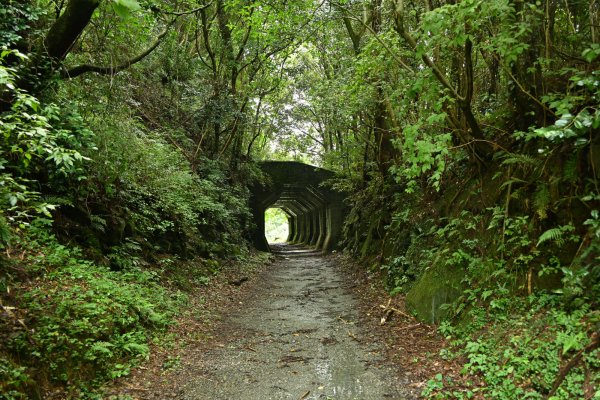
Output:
250,161,345,252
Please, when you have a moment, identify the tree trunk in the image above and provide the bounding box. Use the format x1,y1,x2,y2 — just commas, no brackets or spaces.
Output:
508,0,545,130
374,86,394,174
43,0,101,62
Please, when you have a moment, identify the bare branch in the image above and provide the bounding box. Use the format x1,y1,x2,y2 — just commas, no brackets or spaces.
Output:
64,20,175,78
152,1,213,16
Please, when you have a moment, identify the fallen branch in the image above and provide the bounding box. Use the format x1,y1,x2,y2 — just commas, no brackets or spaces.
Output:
380,298,412,325
299,390,310,400
380,308,393,325
337,315,354,325
125,386,150,392
545,331,600,399
397,323,421,331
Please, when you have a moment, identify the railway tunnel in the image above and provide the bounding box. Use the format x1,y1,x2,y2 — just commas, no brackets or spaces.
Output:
250,161,346,252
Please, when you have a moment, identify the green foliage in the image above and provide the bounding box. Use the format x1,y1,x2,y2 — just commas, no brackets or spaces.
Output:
533,183,551,219
339,172,390,257
67,87,252,258
0,11,254,397
0,358,31,400
390,124,452,193
1,51,94,228
111,0,141,19
0,1,43,47
1,93,93,178
389,202,599,399
537,224,576,247
426,296,599,399
531,59,600,147
2,0,600,397
3,223,186,397
379,193,598,398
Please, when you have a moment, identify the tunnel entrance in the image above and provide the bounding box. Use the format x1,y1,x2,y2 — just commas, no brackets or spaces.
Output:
250,161,346,252
265,207,289,244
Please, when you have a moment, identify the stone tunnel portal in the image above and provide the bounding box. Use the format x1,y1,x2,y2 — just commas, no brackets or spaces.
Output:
250,161,345,252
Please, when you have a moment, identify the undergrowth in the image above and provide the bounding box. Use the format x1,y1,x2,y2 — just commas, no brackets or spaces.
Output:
0,37,255,398
0,220,189,399
392,205,600,399
426,296,599,399
341,63,600,397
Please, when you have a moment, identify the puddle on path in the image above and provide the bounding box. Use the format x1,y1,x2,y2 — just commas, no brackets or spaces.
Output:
180,245,410,400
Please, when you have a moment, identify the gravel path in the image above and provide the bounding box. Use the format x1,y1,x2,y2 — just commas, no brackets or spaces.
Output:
179,245,409,400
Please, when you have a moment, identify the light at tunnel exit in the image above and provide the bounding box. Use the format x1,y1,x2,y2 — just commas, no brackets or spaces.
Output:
265,208,289,244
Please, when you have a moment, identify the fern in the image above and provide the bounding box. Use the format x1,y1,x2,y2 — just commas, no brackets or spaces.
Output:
510,188,524,200
537,228,565,246
501,153,541,169
90,215,107,233
41,195,73,207
534,184,551,219
500,178,527,190
537,224,576,247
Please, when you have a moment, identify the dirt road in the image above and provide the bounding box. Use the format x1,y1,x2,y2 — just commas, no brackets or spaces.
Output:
179,245,410,399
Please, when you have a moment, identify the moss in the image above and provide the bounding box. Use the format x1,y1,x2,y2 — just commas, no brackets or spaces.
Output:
405,253,464,324
360,223,374,258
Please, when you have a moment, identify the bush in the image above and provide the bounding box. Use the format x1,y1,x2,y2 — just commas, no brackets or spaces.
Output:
1,51,94,236
424,296,599,399
2,223,186,398
79,114,250,258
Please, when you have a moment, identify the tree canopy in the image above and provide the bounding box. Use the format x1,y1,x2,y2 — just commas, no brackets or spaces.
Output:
1,0,599,398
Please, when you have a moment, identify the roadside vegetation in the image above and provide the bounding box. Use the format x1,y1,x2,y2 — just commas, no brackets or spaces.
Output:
1,0,599,398
1,2,254,397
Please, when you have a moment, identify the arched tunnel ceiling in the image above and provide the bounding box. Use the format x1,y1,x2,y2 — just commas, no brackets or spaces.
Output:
258,185,326,209
249,161,346,252
271,186,324,211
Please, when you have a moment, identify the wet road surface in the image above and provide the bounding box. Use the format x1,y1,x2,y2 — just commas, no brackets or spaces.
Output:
180,245,409,400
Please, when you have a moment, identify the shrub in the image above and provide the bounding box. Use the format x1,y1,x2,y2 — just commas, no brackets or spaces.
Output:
3,223,186,397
